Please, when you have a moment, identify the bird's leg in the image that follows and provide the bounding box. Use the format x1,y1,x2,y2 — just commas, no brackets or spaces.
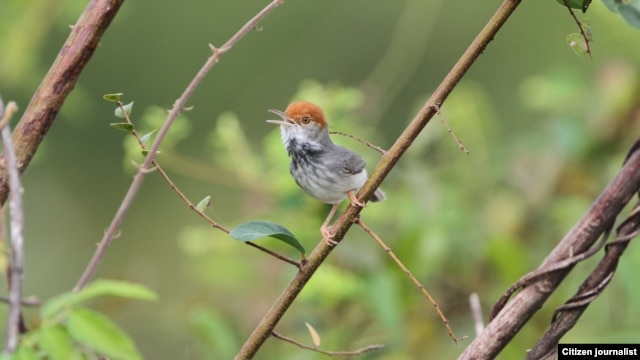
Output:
320,203,340,246
346,190,365,208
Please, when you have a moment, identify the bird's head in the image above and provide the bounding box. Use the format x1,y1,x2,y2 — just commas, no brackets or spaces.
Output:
267,101,331,148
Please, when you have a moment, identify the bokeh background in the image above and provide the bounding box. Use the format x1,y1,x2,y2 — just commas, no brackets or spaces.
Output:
2,0,640,358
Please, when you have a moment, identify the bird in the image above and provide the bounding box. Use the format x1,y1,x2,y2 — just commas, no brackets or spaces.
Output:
267,101,385,245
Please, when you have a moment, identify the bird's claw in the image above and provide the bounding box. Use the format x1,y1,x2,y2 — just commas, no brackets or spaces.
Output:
321,225,338,246
347,191,365,208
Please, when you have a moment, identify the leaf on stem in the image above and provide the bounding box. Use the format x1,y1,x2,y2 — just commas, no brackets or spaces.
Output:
110,123,135,132
115,101,134,118
229,221,305,255
196,196,211,212
66,308,142,360
102,93,123,103
305,322,321,347
42,279,157,320
139,129,157,147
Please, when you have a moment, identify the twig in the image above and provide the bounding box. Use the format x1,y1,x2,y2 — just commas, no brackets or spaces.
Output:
329,131,387,155
73,0,287,292
469,293,484,337
237,1,522,357
0,99,25,353
117,102,301,268
356,218,460,345
431,104,469,154
271,331,385,356
0,296,41,307
563,0,592,59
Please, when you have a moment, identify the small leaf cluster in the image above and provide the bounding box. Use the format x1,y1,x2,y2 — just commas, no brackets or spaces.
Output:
2,280,156,360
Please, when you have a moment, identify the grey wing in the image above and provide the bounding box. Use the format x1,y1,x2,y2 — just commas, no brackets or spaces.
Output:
332,146,365,175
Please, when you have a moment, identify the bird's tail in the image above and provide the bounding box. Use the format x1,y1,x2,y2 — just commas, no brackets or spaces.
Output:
371,187,386,202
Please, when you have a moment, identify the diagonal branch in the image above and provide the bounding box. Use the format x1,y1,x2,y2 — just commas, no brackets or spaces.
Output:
0,0,125,206
236,1,523,358
459,139,640,359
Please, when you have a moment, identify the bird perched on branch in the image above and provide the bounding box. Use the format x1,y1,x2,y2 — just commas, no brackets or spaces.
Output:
267,101,385,245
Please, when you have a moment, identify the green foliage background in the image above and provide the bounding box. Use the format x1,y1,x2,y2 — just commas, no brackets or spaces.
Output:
1,0,640,358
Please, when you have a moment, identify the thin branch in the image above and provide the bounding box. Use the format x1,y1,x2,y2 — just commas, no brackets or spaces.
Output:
329,131,387,155
356,218,460,344
236,1,522,357
73,0,287,292
431,104,470,154
271,331,385,356
0,0,125,206
0,100,25,353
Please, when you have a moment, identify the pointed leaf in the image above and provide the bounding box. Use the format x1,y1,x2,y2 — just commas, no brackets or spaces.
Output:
110,122,135,132
114,101,134,118
196,196,211,212
230,220,305,254
67,308,142,360
38,324,80,360
305,322,321,347
139,129,157,146
42,280,156,320
103,93,123,103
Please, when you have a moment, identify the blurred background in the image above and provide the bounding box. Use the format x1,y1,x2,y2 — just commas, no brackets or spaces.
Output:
2,0,640,358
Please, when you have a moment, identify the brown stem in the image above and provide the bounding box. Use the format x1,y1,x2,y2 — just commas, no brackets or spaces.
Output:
236,1,523,358
0,0,125,206
271,331,385,356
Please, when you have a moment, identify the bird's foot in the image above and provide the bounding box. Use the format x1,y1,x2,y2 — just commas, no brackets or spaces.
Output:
320,225,338,246
347,191,365,208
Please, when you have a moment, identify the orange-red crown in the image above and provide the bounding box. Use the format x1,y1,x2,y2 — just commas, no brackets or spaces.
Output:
284,101,327,128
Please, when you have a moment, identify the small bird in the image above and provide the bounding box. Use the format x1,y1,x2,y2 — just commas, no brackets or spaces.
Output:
267,101,385,245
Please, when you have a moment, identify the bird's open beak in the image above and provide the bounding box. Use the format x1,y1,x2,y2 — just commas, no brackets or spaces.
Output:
266,109,295,126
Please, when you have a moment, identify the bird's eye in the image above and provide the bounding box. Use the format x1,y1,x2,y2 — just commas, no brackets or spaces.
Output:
301,116,311,124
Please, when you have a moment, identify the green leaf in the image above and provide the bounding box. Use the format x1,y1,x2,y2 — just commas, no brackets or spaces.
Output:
103,93,123,103
42,280,157,320
38,324,80,360
0,347,39,360
555,0,589,10
196,196,211,212
139,129,157,146
188,307,238,358
229,220,305,254
66,308,142,360
110,122,135,132
619,1,640,28
114,101,134,118
566,33,589,57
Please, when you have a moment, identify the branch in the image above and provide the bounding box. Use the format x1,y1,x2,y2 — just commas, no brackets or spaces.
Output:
0,100,25,353
525,200,640,359
236,1,523,358
0,0,125,206
459,139,640,359
271,331,385,356
73,0,286,291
